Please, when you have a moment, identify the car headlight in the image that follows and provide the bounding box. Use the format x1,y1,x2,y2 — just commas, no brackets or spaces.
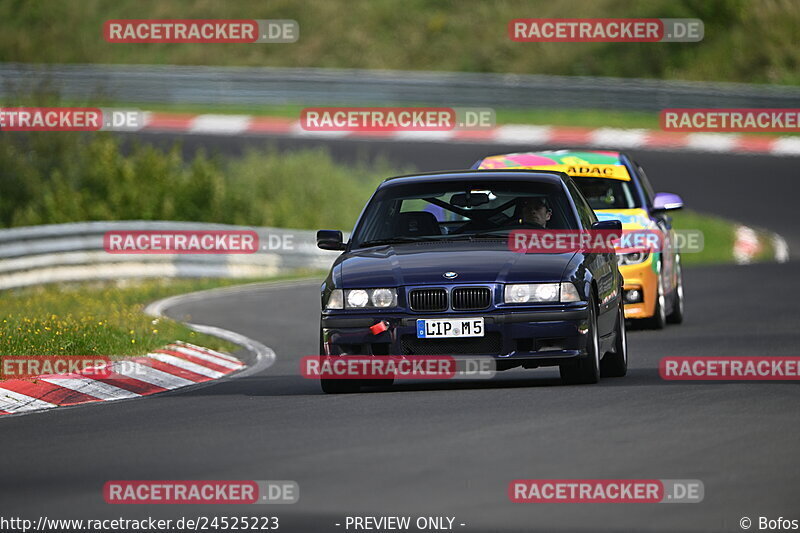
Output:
370,288,396,308
618,251,649,265
347,289,370,308
505,283,558,303
326,288,397,309
504,283,581,303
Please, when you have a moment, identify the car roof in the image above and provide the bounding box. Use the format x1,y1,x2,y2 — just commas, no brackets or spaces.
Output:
475,149,625,167
379,169,571,189
473,150,633,181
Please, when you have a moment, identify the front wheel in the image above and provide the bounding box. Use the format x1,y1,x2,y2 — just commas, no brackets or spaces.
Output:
560,293,600,385
643,262,667,330
601,301,628,377
667,258,685,324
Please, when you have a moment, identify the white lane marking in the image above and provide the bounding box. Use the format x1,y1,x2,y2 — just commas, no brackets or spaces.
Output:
41,377,140,400
183,323,275,378
685,133,738,152
147,352,225,379
772,233,790,263
0,389,58,413
166,345,243,370
189,114,251,134
393,130,455,141
589,128,648,148
143,278,320,318
109,360,195,389
771,137,800,156
494,125,552,144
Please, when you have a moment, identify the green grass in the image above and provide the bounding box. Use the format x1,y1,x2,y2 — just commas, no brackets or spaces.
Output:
671,209,775,265
0,273,319,360
1,0,798,85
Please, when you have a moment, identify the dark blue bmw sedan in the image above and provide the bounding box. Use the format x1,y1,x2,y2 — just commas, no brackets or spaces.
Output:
316,170,627,393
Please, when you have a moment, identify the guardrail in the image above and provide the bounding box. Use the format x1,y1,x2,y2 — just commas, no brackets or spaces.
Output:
2,63,800,111
0,221,341,290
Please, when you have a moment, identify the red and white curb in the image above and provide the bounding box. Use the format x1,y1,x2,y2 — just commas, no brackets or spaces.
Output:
134,112,800,156
0,342,244,416
733,226,790,265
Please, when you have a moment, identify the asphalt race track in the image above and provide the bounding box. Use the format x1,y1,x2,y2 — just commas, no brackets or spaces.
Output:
2,136,799,532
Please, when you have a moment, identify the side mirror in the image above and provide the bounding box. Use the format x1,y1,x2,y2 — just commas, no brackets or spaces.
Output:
317,230,346,251
591,220,622,231
653,192,684,212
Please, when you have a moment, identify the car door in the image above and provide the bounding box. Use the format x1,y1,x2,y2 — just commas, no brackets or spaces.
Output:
633,161,677,294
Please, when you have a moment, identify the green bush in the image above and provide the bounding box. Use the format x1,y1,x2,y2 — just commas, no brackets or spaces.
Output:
0,132,392,231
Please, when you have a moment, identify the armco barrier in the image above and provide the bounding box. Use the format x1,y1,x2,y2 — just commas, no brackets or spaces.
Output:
2,63,799,111
0,221,341,290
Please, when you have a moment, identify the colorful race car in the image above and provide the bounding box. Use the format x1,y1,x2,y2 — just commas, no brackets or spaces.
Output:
473,150,685,328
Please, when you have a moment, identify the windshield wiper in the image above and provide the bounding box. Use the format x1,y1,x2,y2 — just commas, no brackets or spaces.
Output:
446,232,509,240
468,231,510,239
357,236,440,247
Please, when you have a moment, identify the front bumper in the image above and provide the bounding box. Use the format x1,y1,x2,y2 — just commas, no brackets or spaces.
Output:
321,305,591,368
620,255,658,319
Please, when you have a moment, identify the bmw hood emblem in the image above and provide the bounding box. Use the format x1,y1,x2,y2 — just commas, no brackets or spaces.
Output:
443,271,458,279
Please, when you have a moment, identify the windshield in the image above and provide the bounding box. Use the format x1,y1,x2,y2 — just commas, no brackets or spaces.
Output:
572,178,640,210
351,180,578,248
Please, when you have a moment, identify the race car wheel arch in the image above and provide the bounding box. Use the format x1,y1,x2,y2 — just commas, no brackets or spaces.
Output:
642,259,667,330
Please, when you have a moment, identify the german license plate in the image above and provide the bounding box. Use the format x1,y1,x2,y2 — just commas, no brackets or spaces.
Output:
416,318,484,338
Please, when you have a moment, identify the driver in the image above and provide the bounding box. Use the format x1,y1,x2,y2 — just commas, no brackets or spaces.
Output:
518,197,551,229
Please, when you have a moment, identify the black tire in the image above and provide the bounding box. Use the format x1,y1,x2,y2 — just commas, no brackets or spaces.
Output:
643,261,667,330
666,258,685,324
361,378,395,388
320,378,361,394
560,292,600,385
600,301,628,377
318,332,361,393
